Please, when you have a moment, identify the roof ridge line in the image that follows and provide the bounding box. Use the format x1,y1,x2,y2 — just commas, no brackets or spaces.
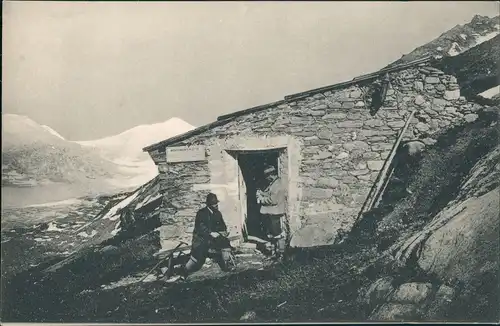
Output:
285,56,433,101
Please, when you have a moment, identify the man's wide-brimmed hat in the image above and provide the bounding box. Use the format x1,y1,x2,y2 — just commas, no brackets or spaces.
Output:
206,193,219,205
264,165,276,175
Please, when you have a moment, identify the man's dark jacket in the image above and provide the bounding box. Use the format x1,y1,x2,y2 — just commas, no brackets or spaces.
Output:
191,206,229,256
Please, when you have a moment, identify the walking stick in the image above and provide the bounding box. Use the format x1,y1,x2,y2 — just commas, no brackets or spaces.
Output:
138,241,188,283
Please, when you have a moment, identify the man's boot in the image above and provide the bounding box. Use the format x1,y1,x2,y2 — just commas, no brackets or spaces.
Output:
274,237,286,262
164,266,187,283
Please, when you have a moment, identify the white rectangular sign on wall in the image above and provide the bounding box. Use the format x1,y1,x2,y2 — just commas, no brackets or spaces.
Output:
166,146,206,163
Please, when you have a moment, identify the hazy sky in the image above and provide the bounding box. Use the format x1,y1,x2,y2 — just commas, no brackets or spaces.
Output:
3,1,498,140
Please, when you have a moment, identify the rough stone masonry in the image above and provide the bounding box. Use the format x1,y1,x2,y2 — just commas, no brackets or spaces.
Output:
145,59,486,253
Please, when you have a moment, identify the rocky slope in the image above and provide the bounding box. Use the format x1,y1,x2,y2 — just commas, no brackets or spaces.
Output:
435,34,499,99
357,106,499,322
390,15,499,65
1,191,131,280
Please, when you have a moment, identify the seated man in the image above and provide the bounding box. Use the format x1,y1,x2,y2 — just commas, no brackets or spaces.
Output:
166,193,232,282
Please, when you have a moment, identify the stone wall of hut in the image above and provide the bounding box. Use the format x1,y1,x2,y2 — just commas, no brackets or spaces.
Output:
147,61,485,252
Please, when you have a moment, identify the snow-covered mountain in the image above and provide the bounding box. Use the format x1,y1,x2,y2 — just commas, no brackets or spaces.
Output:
1,114,187,207
74,117,195,190
389,15,499,66
2,115,195,198
76,117,195,166
2,114,67,149
2,114,123,189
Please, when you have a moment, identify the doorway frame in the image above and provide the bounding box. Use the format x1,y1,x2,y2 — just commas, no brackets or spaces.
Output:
209,135,301,248
233,148,288,244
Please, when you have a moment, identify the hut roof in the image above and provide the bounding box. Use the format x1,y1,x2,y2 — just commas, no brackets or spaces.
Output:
143,56,433,152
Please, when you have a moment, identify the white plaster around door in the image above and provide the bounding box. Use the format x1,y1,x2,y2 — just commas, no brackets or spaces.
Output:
218,135,303,244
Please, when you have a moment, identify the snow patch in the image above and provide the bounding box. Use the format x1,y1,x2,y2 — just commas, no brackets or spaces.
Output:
34,237,52,242
46,222,64,232
436,46,443,51
135,193,162,210
473,30,500,47
478,85,500,99
111,221,121,236
460,34,467,40
448,42,462,56
78,230,98,238
101,191,141,221
41,125,66,140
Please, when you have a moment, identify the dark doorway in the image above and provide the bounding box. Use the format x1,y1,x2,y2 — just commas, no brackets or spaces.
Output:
237,150,280,241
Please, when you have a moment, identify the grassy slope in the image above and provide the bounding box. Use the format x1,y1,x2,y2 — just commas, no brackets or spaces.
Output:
2,108,498,323
372,107,499,251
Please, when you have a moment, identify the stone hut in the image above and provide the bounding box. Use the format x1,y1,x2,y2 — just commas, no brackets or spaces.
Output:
142,56,484,255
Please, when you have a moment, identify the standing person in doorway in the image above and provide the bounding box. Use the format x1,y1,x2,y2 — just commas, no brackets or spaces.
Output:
256,165,286,261
166,193,232,282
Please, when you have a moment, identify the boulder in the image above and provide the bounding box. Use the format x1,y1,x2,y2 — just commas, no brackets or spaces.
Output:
391,282,433,304
370,303,419,321
464,113,478,123
405,140,426,155
418,189,499,284
420,137,437,146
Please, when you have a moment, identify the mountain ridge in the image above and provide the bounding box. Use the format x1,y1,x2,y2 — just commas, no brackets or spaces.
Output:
2,114,195,206
388,14,499,67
